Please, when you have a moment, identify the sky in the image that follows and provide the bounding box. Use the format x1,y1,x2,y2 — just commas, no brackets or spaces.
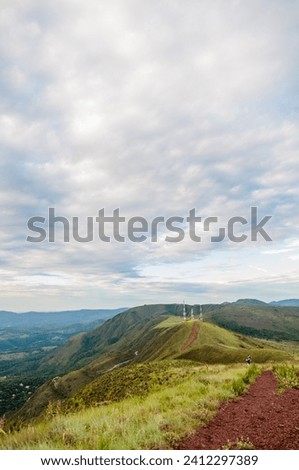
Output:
1,0,299,311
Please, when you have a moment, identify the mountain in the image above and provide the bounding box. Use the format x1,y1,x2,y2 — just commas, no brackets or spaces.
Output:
36,304,182,374
0,308,126,330
12,304,293,423
0,308,126,378
269,299,299,307
225,298,299,307
26,302,299,378
232,299,268,306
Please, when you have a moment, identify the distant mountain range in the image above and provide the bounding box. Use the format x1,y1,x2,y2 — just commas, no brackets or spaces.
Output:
269,299,299,307
0,308,128,377
230,298,268,305
1,299,299,328
0,308,127,329
229,299,299,307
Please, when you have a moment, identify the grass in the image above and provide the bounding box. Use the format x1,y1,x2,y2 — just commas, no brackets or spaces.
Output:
145,319,293,364
154,317,183,329
179,344,291,364
10,318,292,426
0,363,260,450
64,360,199,413
223,437,255,450
263,339,299,357
231,364,259,396
273,364,299,390
205,304,299,342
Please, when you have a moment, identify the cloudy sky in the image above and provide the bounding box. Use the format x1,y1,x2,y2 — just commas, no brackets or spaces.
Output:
1,0,299,311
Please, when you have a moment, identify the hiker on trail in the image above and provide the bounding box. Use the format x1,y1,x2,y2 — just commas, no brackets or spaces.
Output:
246,355,252,366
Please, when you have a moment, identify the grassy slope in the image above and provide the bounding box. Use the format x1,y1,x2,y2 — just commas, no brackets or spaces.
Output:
3,308,297,450
0,363,260,450
139,318,292,364
36,303,299,377
177,321,291,363
205,304,299,341
37,304,182,375
11,318,292,424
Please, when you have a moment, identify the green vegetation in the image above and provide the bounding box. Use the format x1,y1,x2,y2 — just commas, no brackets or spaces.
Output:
1,303,299,450
223,437,255,450
65,361,198,413
154,316,183,329
0,363,260,450
65,362,258,414
273,364,299,390
179,344,291,364
37,303,299,377
231,364,259,396
205,304,299,341
10,317,293,424
0,376,47,416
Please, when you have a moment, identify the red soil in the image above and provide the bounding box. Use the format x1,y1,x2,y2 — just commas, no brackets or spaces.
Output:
181,322,200,353
178,371,299,450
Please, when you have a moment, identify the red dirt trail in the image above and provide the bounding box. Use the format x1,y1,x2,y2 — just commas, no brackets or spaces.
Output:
178,371,299,450
181,323,200,353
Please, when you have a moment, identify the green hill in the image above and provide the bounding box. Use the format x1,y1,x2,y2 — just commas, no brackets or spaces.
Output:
36,303,299,378
37,304,182,375
12,311,292,424
204,304,299,341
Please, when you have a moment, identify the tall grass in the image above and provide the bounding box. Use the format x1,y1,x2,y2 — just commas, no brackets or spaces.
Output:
0,363,260,450
231,364,259,395
273,364,299,390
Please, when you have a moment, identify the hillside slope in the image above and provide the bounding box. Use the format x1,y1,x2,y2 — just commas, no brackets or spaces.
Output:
13,313,292,423
204,304,299,341
36,303,299,377
2,364,261,450
37,304,182,375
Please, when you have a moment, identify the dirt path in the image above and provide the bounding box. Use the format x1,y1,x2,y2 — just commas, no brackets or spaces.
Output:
178,371,299,450
181,322,200,353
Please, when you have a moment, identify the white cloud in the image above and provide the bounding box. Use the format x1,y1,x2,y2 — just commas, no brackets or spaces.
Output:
0,0,299,309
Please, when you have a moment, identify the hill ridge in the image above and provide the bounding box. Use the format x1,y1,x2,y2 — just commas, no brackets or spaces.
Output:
12,314,292,423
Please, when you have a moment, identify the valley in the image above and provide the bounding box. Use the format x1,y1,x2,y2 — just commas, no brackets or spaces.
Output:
0,308,125,415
